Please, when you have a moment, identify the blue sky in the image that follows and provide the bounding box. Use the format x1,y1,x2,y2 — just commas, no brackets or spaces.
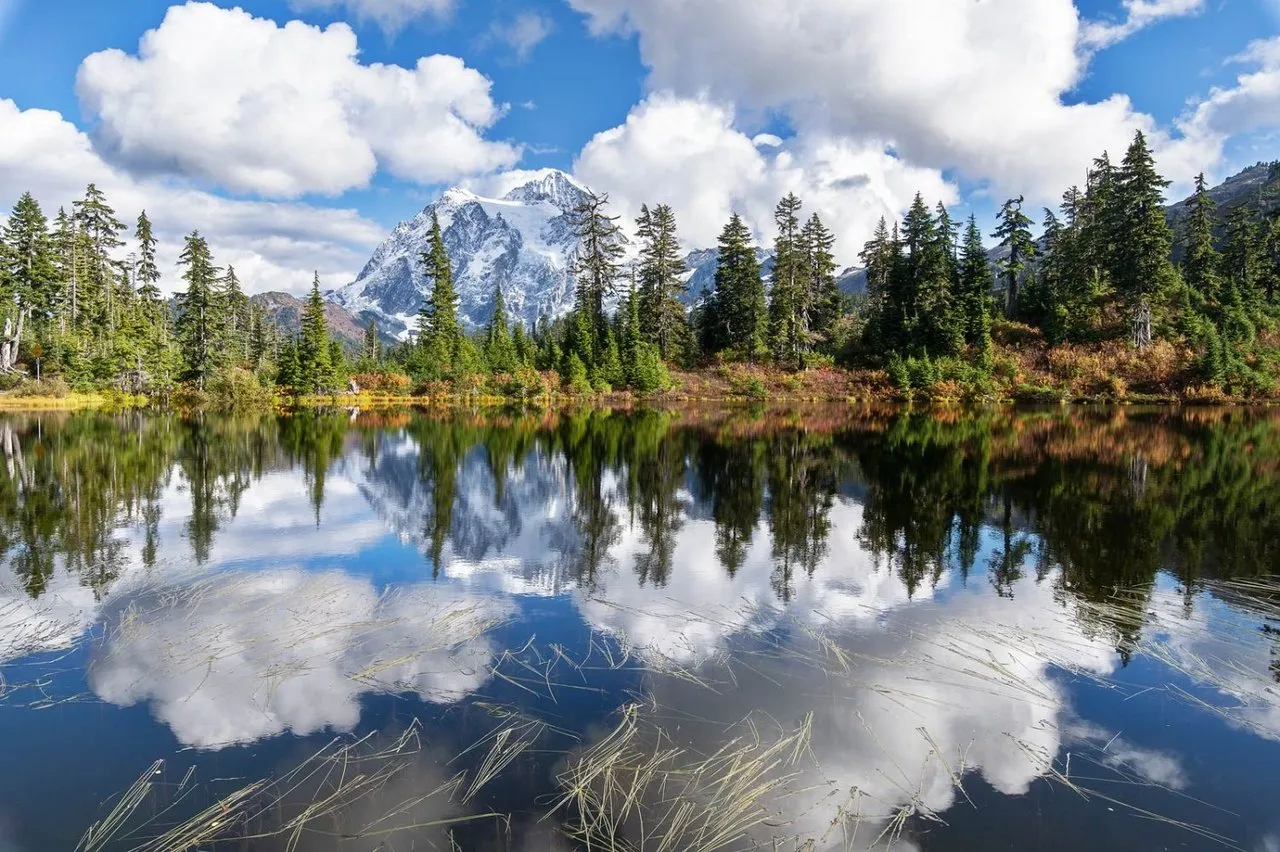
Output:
0,0,1278,293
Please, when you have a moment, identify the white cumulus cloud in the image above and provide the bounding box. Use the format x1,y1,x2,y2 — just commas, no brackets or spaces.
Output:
567,0,1222,205
76,1,519,197
573,92,957,262
0,98,383,295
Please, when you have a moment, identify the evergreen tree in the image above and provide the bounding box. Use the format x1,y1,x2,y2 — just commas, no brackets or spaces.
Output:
299,272,335,392
702,214,767,363
1114,131,1176,347
0,193,56,372
276,337,300,389
483,285,517,372
861,216,902,351
174,232,223,389
417,212,461,375
134,211,162,306
250,305,271,372
361,319,381,368
958,215,993,359
221,265,250,362
991,195,1036,317
512,321,533,367
71,183,124,332
568,190,625,359
916,200,962,355
635,203,688,361
768,193,809,369
1222,207,1264,314
803,213,842,354
1181,173,1222,305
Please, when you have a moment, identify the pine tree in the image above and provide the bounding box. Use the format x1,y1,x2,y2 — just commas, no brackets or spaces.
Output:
361,319,381,368
768,193,808,369
483,285,517,372
276,337,300,389
803,214,841,354
174,231,224,389
299,272,335,392
991,195,1036,318
860,216,901,351
512,321,533,367
134,211,162,305
221,266,250,362
1222,207,1263,315
915,200,962,355
72,183,124,332
1,193,56,372
958,215,993,359
705,214,767,363
417,211,461,375
1114,131,1176,348
1181,173,1222,305
250,305,271,372
569,190,625,359
4,192,57,307
635,203,688,361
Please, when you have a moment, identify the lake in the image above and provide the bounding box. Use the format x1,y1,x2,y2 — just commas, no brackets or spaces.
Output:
0,405,1278,851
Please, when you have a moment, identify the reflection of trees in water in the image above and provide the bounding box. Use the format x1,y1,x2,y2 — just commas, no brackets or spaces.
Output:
6,407,1280,653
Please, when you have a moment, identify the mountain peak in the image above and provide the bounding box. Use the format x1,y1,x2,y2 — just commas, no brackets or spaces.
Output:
501,169,589,212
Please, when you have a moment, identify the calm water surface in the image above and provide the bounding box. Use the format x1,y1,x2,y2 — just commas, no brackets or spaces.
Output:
0,405,1278,851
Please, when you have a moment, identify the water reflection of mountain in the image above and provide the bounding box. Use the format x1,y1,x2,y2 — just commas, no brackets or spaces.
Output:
2,407,1280,849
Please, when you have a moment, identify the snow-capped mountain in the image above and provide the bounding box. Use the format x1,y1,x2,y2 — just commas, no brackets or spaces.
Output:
332,169,754,339
332,170,602,339
330,168,882,340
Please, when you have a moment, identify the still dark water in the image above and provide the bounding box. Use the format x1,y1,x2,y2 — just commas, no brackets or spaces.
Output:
1,405,1278,851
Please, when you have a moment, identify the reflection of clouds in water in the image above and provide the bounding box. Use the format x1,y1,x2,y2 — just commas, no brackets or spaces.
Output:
88,569,511,748
0,563,102,664
1140,581,1280,740
563,574,1122,849
1064,721,1189,790
0,460,391,665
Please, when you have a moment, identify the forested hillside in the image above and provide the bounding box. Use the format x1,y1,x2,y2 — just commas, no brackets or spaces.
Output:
1,132,1278,403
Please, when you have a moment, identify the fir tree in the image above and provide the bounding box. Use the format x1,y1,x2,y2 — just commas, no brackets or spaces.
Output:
769,193,808,369
861,216,901,351
221,266,250,362
991,195,1036,318
134,211,162,305
512,321,533,367
174,232,223,389
802,214,841,354
568,190,625,359
484,285,517,372
1180,173,1222,304
417,211,461,375
703,214,767,363
71,183,124,331
958,215,993,359
361,319,381,367
1114,131,1176,347
299,272,335,392
635,203,688,361
1222,207,1263,314
0,193,55,372
276,337,300,389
